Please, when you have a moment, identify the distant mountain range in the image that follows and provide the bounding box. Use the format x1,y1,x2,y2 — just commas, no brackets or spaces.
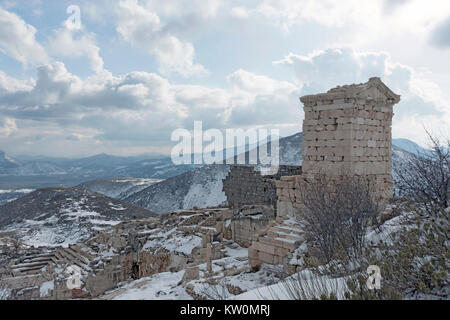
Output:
0,132,423,248
0,133,422,215
120,133,416,213
0,151,198,189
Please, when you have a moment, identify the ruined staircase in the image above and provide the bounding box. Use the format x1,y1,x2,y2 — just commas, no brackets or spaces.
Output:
248,218,304,269
9,252,56,276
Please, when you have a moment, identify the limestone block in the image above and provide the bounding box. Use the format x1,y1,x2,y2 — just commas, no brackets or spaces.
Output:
277,200,295,219
252,241,277,255
182,266,200,282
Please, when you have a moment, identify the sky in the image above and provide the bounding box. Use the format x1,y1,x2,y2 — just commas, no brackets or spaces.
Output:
0,0,449,157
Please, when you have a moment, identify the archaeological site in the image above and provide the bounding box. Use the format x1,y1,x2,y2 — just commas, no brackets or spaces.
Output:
0,77,419,300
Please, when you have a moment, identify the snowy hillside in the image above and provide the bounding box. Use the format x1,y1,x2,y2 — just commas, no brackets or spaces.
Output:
0,189,34,205
123,132,413,213
392,138,428,155
76,178,162,199
0,188,155,247
124,165,230,214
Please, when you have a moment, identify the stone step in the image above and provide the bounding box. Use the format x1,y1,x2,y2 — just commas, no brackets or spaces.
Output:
11,261,49,270
67,246,91,265
251,241,289,257
270,225,303,237
74,243,95,260
21,252,54,259
258,236,299,251
54,251,65,263
266,230,303,242
257,250,284,265
57,249,90,272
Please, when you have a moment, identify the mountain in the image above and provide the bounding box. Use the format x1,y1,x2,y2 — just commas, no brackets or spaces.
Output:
0,189,34,206
76,178,162,199
392,138,428,155
124,164,230,214
0,134,419,207
123,132,303,213
222,132,302,166
0,150,21,169
0,150,198,190
0,188,155,247
123,133,415,213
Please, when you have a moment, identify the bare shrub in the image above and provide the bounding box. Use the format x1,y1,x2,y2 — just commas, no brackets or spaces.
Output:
394,130,450,215
199,278,231,300
297,175,381,263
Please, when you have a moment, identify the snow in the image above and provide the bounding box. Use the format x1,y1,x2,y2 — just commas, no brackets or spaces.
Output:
365,211,414,245
143,233,201,256
0,189,34,194
89,219,121,226
111,271,192,300
40,280,54,297
63,210,101,218
182,171,228,210
234,269,348,300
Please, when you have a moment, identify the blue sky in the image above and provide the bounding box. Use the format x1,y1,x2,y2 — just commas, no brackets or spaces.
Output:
0,0,449,157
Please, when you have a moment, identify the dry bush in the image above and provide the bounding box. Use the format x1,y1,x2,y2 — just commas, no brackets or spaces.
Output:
394,130,449,216
297,175,381,263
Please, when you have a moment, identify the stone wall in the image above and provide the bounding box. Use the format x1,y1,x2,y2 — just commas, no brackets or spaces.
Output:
222,165,302,214
230,205,275,247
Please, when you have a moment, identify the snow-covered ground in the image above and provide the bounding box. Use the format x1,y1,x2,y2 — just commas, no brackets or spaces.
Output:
111,271,192,300
0,188,153,247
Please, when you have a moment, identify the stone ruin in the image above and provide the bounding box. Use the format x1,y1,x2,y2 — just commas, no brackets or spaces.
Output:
222,165,302,247
276,77,400,219
249,77,400,269
0,77,400,299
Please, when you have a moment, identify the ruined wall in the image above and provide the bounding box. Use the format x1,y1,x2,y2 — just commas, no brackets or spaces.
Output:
230,205,275,247
222,165,302,212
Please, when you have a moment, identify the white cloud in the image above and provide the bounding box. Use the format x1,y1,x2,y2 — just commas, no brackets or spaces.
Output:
0,117,17,137
47,28,105,74
0,7,48,66
256,0,380,31
254,0,450,47
116,0,207,77
230,7,249,20
0,71,34,93
152,35,207,77
274,47,450,146
0,61,301,155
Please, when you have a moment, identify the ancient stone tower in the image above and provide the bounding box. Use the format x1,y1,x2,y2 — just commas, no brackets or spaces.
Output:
276,77,400,218
300,77,399,179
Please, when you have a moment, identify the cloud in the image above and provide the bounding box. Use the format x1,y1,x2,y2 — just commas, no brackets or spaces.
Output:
0,7,48,66
255,0,381,31
116,0,207,77
0,71,34,93
274,47,450,146
47,28,105,74
0,61,301,155
0,117,17,137
383,0,411,12
274,48,410,93
430,16,450,48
